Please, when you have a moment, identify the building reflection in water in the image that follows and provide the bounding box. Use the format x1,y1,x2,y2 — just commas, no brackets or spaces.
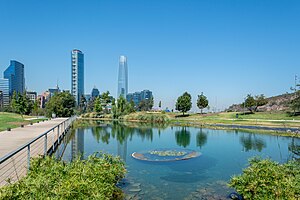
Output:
71,128,85,160
117,139,128,162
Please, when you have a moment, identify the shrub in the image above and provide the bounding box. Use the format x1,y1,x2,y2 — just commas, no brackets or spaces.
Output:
229,157,300,200
0,153,126,200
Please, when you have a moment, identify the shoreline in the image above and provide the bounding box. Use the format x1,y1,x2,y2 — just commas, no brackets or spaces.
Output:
77,117,300,138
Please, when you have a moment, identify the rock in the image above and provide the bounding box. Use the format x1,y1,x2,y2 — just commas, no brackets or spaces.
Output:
131,183,141,187
129,188,142,193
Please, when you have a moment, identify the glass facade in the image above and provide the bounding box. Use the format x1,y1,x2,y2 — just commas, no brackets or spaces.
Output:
0,78,9,107
117,55,128,98
91,87,100,98
3,60,25,96
127,89,153,106
71,49,84,105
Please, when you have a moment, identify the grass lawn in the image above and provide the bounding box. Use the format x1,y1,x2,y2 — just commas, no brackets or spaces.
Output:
0,112,46,132
167,111,300,128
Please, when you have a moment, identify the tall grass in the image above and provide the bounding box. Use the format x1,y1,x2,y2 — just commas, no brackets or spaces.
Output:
124,112,170,123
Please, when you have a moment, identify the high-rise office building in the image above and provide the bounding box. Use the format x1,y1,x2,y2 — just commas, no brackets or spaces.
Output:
0,78,9,107
4,60,25,96
117,55,128,98
71,49,84,105
126,89,153,106
91,87,100,98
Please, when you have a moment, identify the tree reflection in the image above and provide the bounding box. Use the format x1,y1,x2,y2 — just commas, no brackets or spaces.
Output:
240,133,266,152
196,129,207,149
289,138,300,161
175,127,191,148
91,126,110,144
110,122,154,144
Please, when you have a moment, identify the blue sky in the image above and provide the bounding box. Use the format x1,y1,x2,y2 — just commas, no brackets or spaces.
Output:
0,0,299,111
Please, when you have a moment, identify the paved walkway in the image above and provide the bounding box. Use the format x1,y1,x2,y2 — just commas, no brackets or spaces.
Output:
0,118,67,158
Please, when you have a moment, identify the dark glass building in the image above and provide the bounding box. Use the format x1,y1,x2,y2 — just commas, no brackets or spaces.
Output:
91,87,100,98
4,60,25,96
127,89,153,106
71,49,84,105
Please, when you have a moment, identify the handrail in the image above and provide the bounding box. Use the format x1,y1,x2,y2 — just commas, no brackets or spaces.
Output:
0,116,75,164
0,116,77,186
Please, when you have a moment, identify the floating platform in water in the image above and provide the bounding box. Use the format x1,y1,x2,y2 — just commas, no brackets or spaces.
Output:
132,148,201,162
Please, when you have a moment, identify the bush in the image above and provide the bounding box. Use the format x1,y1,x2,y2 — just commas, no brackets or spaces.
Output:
229,158,300,199
0,153,126,200
124,113,170,123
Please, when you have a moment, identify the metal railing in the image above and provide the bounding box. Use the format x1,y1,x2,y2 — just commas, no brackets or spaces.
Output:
0,116,76,186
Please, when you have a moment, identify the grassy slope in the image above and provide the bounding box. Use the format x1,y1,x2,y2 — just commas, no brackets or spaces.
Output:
0,112,44,132
168,111,300,128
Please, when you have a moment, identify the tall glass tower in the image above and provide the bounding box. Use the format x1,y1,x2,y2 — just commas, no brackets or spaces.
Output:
71,49,84,105
4,60,25,96
117,55,128,98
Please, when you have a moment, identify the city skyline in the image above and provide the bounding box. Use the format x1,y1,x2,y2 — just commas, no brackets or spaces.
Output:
0,1,299,111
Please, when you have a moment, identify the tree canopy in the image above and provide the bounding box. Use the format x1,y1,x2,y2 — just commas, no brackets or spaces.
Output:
175,92,192,115
45,91,75,117
197,92,208,114
11,92,33,118
244,94,268,113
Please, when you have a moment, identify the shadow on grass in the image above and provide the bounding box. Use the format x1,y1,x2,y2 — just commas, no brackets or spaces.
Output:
175,114,190,118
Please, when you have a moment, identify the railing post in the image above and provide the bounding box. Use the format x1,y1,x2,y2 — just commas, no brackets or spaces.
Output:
57,125,60,144
52,129,55,152
44,134,48,156
27,145,30,172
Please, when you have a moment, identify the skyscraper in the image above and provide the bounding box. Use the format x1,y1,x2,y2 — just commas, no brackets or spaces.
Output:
71,49,84,105
0,78,9,107
117,55,128,98
4,60,25,96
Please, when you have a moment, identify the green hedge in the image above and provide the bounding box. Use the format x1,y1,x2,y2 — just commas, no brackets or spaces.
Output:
0,153,126,200
229,158,300,199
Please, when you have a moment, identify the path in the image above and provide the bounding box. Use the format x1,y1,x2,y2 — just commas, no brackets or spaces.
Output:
0,118,67,158
0,117,71,186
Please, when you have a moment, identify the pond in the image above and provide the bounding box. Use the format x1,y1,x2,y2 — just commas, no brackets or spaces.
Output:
57,121,300,200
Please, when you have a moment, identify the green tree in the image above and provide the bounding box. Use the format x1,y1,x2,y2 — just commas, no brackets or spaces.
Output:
175,92,192,116
137,97,154,111
112,96,135,119
101,91,112,113
11,93,33,118
10,91,17,112
197,92,209,114
244,94,268,113
45,91,75,117
94,96,102,113
79,95,87,113
290,91,300,115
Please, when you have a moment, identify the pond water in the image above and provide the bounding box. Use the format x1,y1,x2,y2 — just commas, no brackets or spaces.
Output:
57,121,300,200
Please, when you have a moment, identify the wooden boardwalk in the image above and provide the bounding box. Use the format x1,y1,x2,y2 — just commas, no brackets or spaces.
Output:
0,118,73,186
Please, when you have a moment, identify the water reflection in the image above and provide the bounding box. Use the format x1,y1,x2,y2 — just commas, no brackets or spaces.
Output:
175,127,191,148
196,129,208,149
91,125,110,144
289,138,300,160
71,128,85,160
239,133,266,152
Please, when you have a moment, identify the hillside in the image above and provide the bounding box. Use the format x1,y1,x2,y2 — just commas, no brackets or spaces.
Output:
226,93,295,112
